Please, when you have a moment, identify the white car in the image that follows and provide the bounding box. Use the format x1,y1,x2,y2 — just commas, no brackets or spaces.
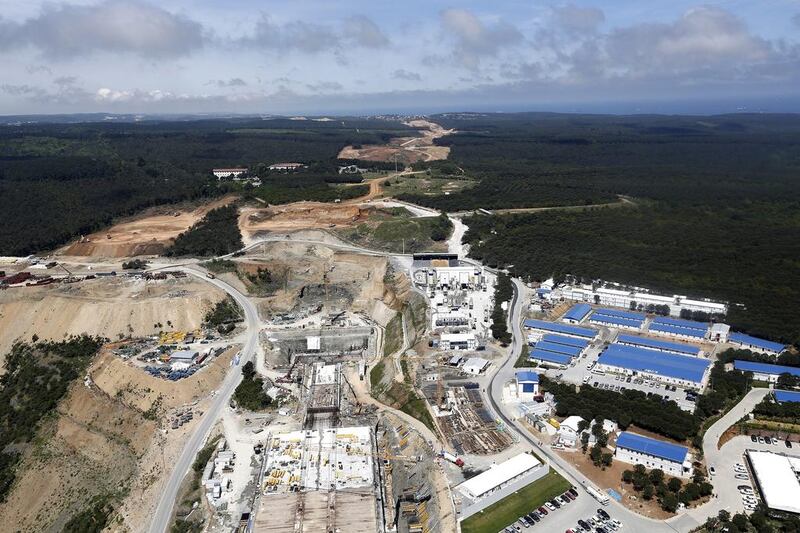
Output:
545,502,556,511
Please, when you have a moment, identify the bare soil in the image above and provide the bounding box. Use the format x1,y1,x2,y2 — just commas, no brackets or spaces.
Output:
59,196,237,257
338,119,453,163
239,203,370,241
0,276,225,369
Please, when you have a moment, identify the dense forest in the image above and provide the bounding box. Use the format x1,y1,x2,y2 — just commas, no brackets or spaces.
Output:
403,113,800,344
464,203,800,344
165,204,243,257
0,335,105,502
0,117,411,255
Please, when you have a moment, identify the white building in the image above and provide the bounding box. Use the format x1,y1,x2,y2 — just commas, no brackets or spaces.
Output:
514,370,540,401
557,415,585,447
170,349,198,363
212,168,247,179
614,432,693,478
268,162,306,171
455,453,547,519
560,282,727,317
747,450,800,515
462,357,489,375
306,336,321,351
440,333,477,351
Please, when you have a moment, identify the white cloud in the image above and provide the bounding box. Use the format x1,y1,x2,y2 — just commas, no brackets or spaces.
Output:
439,8,523,68
345,16,390,48
0,1,205,59
553,4,605,33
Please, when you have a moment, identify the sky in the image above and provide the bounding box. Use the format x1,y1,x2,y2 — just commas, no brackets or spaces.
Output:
1,0,800,115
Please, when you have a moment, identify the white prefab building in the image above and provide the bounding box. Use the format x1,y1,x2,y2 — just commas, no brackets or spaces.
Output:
212,168,247,179
746,450,800,515
306,336,321,351
170,349,198,362
462,357,489,375
614,432,693,478
268,162,306,171
560,283,727,317
557,415,585,447
456,453,547,519
440,333,477,351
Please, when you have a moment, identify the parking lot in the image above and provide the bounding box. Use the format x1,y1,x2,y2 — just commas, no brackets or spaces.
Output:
498,486,626,533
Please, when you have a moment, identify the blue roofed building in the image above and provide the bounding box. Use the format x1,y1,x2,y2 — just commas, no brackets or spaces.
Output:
534,341,582,358
616,334,701,357
523,319,597,340
774,390,800,403
541,334,589,350
562,303,592,324
528,348,572,368
733,360,800,383
649,316,709,340
614,432,693,477
589,308,646,330
515,370,540,401
597,343,711,388
729,332,786,356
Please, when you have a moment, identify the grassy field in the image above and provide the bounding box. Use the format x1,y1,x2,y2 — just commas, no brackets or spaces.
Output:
336,214,451,254
383,174,476,197
461,470,571,533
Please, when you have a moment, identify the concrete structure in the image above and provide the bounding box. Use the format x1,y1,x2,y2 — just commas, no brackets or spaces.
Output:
649,316,709,340
455,453,547,519
734,360,800,383
514,370,540,401
557,415,585,447
729,332,786,355
616,334,701,357
709,323,730,342
614,431,693,478
589,308,645,330
523,319,596,340
440,332,478,351
306,336,321,351
212,168,247,179
562,303,591,324
462,357,489,375
746,450,800,515
560,282,727,317
596,343,711,389
775,390,800,403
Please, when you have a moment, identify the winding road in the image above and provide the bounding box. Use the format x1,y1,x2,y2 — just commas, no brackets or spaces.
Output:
148,265,261,533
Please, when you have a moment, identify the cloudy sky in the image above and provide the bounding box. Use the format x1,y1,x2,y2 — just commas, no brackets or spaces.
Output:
1,0,800,115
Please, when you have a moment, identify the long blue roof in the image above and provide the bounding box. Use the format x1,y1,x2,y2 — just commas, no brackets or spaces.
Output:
590,313,643,328
535,341,582,357
649,322,707,339
516,370,540,383
524,319,596,339
651,316,709,332
564,303,592,322
774,390,800,403
616,432,688,463
542,334,589,349
729,332,786,354
617,334,701,357
529,349,572,365
598,343,710,383
734,360,800,377
593,308,646,321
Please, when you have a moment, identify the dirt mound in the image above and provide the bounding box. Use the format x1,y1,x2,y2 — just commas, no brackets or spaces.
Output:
0,277,225,369
239,203,369,240
60,195,237,258
91,347,236,412
338,119,453,163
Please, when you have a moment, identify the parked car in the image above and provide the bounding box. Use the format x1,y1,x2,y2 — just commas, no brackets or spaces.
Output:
764,437,772,445
787,441,793,448
758,436,765,444
735,473,750,480
551,499,561,508
569,487,579,497
709,466,716,475
598,508,610,520
539,506,548,515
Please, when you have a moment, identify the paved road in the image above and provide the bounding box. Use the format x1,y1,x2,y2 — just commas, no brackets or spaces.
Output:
148,265,261,533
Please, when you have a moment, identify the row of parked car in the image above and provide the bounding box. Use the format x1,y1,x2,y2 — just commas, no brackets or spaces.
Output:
738,484,759,512
569,506,623,533
751,434,793,448
500,487,580,532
